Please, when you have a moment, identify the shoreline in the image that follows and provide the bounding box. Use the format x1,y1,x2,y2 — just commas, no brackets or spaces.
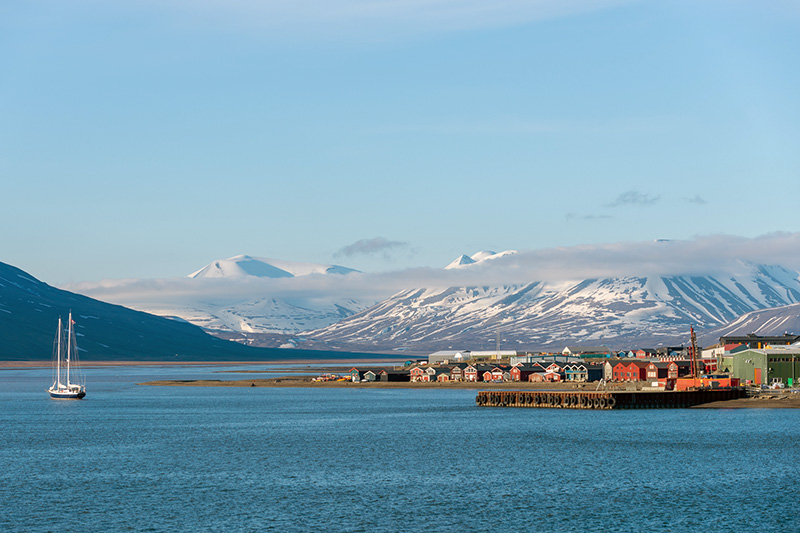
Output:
137,376,800,408
0,359,406,369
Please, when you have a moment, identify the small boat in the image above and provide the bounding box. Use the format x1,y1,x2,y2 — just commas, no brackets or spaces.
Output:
48,312,86,400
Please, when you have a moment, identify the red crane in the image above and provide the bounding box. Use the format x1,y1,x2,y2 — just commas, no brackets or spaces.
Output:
690,325,699,378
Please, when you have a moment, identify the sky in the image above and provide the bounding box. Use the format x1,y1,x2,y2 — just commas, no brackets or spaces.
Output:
3,0,800,286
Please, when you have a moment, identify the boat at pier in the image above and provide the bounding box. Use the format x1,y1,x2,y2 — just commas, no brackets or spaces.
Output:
47,312,86,400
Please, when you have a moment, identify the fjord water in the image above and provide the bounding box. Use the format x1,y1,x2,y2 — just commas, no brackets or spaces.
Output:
2,366,798,532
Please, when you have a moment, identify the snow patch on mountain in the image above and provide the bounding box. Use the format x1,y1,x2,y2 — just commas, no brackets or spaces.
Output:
189,254,357,279
306,263,800,352
445,250,517,269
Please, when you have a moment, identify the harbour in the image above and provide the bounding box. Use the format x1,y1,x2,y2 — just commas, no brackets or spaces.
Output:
3,364,800,532
475,388,748,409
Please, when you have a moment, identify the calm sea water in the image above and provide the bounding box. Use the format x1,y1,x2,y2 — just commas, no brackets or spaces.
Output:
1,365,798,533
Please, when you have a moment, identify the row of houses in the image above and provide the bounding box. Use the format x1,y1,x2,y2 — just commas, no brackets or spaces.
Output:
401,360,702,383
430,346,710,366
409,362,605,383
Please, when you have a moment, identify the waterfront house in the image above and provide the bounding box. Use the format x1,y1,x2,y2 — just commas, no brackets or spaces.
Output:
449,363,468,381
379,370,410,382
409,367,426,382
603,361,614,381
626,361,649,381
585,363,605,382
545,370,562,382
510,363,542,382
476,364,495,382
436,369,451,382
490,366,505,382
464,365,479,382
646,362,678,380
612,362,627,381
646,362,658,380
564,364,588,382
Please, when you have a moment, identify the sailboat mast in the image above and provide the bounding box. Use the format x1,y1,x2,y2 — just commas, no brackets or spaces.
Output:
66,312,72,386
57,316,62,385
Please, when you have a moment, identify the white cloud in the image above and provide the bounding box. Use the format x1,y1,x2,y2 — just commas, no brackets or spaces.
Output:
67,233,800,310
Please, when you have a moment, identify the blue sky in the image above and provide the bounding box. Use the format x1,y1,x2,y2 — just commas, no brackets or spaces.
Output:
3,0,799,285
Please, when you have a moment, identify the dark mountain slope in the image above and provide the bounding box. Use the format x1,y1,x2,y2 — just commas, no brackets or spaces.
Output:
0,261,371,361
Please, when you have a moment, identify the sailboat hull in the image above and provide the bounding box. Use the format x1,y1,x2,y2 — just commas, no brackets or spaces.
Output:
48,390,85,399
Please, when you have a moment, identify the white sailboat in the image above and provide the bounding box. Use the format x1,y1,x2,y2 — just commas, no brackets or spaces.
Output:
48,312,86,400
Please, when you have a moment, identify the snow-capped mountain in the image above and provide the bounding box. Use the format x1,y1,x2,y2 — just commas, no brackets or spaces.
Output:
445,250,517,269
305,257,800,352
189,255,357,278
698,302,800,347
95,255,376,334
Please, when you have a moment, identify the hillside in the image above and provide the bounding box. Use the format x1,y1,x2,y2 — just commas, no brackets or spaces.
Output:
0,261,383,361
698,302,800,346
304,261,800,352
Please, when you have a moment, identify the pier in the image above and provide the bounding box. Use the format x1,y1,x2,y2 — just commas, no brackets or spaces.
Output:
475,389,747,409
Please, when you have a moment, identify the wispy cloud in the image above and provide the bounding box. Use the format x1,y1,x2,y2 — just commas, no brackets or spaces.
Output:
565,213,613,221
336,237,408,258
605,189,661,207
685,195,708,205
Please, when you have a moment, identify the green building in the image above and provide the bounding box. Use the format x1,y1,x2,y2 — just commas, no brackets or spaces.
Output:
722,347,800,386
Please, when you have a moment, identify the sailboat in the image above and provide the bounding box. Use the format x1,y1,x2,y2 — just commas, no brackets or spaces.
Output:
48,312,86,400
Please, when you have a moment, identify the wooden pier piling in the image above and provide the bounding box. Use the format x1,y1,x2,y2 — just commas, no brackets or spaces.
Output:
475,389,746,409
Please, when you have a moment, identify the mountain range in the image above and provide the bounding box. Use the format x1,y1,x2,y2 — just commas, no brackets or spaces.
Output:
302,259,800,353
188,254,358,278
58,250,800,356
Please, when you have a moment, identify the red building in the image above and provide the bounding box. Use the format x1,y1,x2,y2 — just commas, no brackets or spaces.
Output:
510,363,543,382
612,362,629,381
626,361,649,381
409,367,426,382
